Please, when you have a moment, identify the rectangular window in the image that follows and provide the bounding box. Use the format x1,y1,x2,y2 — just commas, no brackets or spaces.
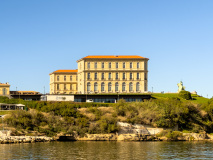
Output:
102,73,104,79
57,76,59,81
137,62,140,69
64,84,66,90
109,72,111,80
64,76,66,81
145,62,147,70
87,62,90,69
137,73,140,80
94,73,97,80
70,76,72,81
70,84,72,90
2,88,6,95
115,83,118,92
123,62,125,69
102,62,104,69
87,73,90,80
116,62,118,69
130,73,132,80
116,73,119,80
109,62,111,69
123,73,125,79
57,84,59,90
130,62,132,69
95,62,97,69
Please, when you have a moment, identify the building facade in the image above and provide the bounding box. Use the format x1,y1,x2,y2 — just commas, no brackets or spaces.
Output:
77,55,149,94
0,83,10,97
49,70,78,94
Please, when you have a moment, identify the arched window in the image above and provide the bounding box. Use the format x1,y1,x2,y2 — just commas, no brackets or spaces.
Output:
87,82,91,92
108,82,112,92
122,82,126,92
136,82,140,92
94,82,98,92
115,82,119,92
129,82,133,92
101,82,105,92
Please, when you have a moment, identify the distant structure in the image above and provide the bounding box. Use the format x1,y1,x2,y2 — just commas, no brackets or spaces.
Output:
177,81,185,93
49,69,78,94
10,91,42,101
77,55,149,94
49,55,149,95
191,91,197,95
0,82,10,97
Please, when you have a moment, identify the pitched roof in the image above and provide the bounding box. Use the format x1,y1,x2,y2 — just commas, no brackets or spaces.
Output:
77,55,149,62
50,69,78,74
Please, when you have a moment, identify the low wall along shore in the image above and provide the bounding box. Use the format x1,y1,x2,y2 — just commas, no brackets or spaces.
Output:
58,132,213,141
0,132,213,144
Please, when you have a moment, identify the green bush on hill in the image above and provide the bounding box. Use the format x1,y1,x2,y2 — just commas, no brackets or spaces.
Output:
178,91,192,100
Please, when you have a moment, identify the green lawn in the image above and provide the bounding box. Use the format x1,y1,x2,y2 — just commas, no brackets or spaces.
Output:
0,110,14,115
151,93,209,104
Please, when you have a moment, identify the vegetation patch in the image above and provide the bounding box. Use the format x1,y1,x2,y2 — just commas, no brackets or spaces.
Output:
1,95,213,137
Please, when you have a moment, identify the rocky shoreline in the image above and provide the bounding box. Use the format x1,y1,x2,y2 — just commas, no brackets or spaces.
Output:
0,132,213,144
58,132,213,142
0,136,54,144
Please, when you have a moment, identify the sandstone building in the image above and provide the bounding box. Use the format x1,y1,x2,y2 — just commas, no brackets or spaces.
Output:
0,82,10,97
50,55,149,94
49,69,78,94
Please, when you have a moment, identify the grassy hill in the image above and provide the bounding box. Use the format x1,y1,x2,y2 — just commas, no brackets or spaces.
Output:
151,93,209,104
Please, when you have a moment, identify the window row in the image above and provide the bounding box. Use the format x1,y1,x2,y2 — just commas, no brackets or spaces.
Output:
87,82,141,92
87,72,147,80
56,84,77,90
57,75,78,81
87,62,142,69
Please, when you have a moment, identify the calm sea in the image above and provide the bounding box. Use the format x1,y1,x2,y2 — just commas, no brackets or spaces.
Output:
0,141,213,160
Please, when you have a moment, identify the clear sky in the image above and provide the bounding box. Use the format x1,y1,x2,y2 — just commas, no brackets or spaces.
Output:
1,0,213,97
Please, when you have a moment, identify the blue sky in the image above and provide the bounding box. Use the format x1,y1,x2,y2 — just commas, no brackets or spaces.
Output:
0,0,213,97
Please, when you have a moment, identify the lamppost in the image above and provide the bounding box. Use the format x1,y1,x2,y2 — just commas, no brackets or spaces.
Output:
44,86,45,95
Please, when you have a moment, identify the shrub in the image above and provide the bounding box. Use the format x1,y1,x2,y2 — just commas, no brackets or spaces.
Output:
179,91,192,100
